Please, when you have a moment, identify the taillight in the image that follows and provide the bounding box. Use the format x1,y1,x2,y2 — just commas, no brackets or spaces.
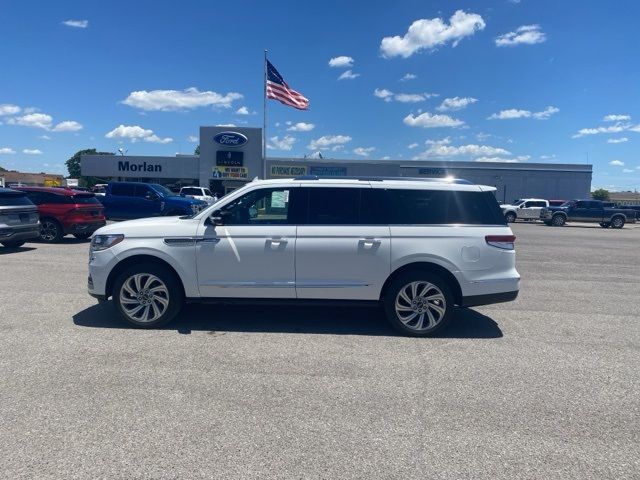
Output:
485,235,516,250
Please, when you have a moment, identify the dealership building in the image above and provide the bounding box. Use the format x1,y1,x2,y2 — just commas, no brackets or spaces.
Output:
81,125,593,202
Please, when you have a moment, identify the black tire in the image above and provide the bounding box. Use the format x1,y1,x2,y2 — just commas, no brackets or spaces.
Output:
39,218,64,243
505,212,517,223
1,240,26,248
112,262,184,328
551,214,566,227
599,222,610,228
610,216,625,229
383,271,454,337
73,232,93,240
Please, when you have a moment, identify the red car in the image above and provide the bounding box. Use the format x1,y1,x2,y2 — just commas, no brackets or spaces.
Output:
16,187,106,242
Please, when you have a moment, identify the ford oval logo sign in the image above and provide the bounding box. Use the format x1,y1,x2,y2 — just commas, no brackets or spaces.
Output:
213,131,248,148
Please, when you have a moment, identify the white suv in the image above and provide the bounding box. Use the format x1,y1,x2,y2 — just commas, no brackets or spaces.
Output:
87,178,520,337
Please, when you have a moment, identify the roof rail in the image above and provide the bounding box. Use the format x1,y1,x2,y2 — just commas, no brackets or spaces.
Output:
292,175,473,184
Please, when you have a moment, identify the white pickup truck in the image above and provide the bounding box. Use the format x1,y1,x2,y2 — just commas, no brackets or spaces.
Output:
501,198,549,223
179,186,217,205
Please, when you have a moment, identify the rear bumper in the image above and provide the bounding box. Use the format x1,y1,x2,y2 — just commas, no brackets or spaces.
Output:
0,224,40,242
63,220,106,234
460,290,519,307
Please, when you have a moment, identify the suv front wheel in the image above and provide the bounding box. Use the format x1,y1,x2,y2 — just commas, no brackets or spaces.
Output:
113,263,184,328
384,272,454,337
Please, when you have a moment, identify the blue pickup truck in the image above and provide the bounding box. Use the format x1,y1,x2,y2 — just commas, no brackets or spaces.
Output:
100,182,208,220
540,199,636,228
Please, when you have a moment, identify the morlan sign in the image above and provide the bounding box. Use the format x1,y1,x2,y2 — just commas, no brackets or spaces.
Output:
118,160,162,173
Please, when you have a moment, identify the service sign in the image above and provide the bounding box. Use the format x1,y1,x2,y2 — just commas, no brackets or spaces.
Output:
213,131,248,148
270,165,307,177
212,166,249,179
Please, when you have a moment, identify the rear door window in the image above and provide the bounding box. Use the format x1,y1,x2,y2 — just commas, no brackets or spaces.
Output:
110,184,136,196
306,187,360,225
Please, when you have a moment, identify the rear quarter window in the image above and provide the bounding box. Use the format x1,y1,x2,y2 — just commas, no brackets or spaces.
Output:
0,193,34,207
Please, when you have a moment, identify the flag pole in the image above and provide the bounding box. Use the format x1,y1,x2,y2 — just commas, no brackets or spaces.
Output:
262,49,267,179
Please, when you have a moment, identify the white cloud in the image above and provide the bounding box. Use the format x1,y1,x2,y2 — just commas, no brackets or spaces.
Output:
0,147,16,154
287,122,315,132
308,135,352,150
380,10,486,58
572,123,631,138
403,112,465,128
39,135,51,140
374,88,394,102
235,106,250,115
495,25,546,47
532,106,560,119
328,56,354,68
421,143,511,158
400,73,417,81
0,104,21,116
623,169,633,173
540,154,556,160
105,124,172,144
407,142,419,149
488,106,559,120
353,147,375,156
22,149,42,155
436,96,478,111
382,156,391,160
338,70,360,80
187,135,198,142
6,113,53,130
52,120,83,132
267,135,297,151
607,137,628,144
604,114,630,122
609,160,625,166
475,156,528,163
122,87,243,111
374,88,437,103
62,19,88,28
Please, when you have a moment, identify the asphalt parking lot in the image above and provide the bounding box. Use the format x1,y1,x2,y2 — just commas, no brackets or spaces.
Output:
0,222,638,479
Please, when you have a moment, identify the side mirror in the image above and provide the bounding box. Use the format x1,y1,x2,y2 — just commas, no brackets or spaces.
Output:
208,209,229,226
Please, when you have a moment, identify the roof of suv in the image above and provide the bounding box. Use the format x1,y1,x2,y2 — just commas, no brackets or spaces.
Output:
16,186,95,196
251,177,495,192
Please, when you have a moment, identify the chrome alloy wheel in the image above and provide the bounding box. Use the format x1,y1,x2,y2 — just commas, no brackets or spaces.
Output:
40,221,58,241
119,273,170,323
395,281,446,332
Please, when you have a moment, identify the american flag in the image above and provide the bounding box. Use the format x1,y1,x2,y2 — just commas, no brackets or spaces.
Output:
266,60,309,110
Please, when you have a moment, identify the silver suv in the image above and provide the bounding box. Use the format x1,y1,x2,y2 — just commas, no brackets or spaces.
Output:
0,188,40,248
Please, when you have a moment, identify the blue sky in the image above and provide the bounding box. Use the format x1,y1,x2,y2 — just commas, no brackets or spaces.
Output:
1,0,639,190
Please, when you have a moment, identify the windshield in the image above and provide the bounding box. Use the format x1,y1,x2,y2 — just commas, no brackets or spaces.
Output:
150,184,175,197
513,200,525,207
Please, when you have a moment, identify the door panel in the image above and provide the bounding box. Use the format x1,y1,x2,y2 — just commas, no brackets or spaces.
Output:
295,226,390,300
196,225,296,298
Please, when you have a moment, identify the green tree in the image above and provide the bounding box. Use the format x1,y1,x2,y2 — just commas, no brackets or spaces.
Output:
65,148,113,186
194,145,200,155
591,188,610,201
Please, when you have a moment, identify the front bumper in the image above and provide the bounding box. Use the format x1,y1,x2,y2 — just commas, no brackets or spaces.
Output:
0,224,40,242
64,220,107,235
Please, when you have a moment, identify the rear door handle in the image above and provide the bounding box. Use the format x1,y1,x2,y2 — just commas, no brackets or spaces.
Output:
268,237,287,245
359,238,381,246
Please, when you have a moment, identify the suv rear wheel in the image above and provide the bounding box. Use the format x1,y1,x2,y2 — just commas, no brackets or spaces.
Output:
384,272,454,337
610,216,625,229
551,214,566,227
113,263,184,328
40,218,64,242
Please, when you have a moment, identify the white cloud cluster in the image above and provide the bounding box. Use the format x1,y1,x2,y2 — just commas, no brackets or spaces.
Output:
62,19,89,28
488,106,559,120
122,88,243,111
495,25,546,47
374,88,437,103
412,138,526,162
607,137,628,144
353,147,375,157
338,70,360,80
23,149,42,155
436,96,478,111
380,10,486,58
105,125,172,144
609,160,625,166
308,135,352,150
287,122,315,132
603,114,630,122
328,56,354,68
235,106,250,115
400,73,417,82
403,112,465,128
0,104,21,116
5,112,84,132
267,135,297,151
0,147,16,154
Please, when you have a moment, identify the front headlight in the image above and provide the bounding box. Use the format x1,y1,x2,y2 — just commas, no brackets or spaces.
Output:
90,234,124,252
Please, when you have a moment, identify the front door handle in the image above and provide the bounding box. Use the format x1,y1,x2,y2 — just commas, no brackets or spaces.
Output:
268,237,287,245
199,237,220,244
359,238,381,246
